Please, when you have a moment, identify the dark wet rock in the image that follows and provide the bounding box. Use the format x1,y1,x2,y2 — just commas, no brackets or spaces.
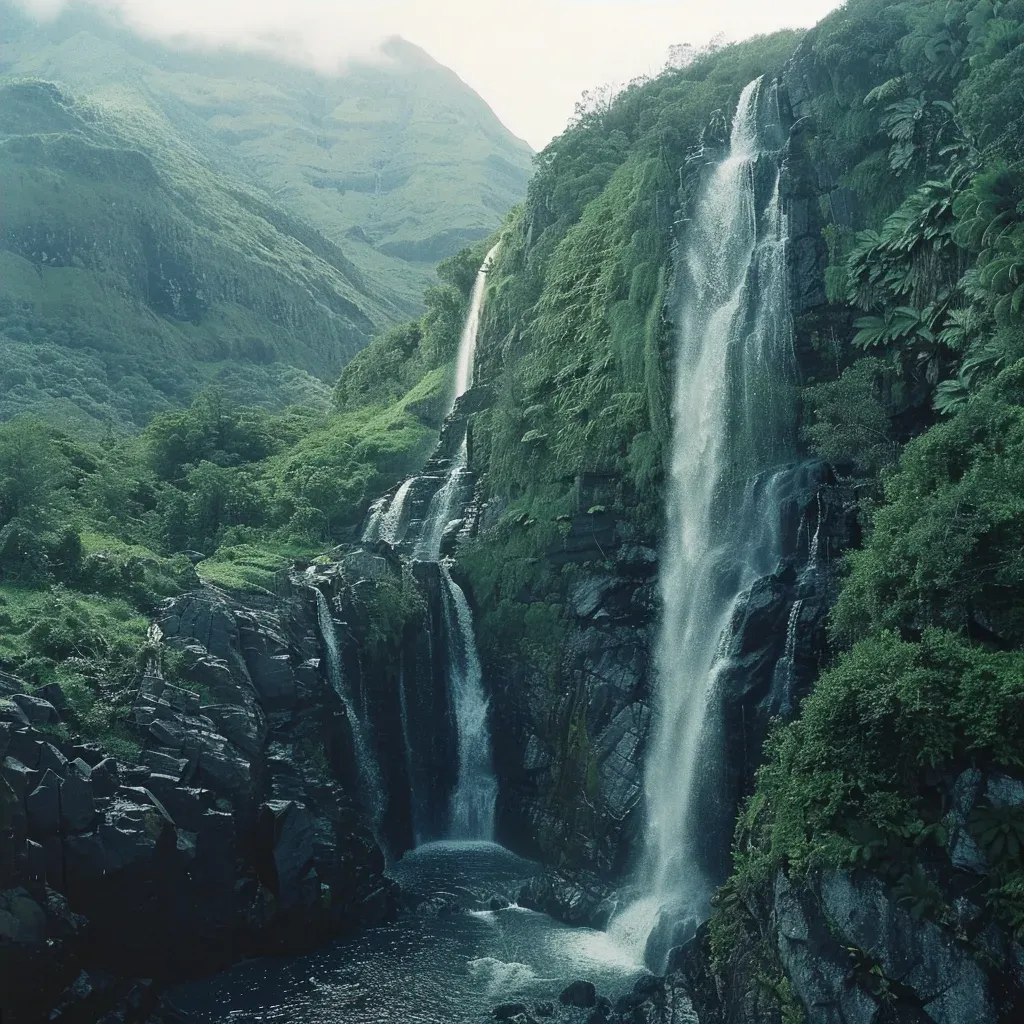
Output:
260,799,316,910
519,871,615,929
11,692,59,725
90,757,121,798
0,697,31,728
534,1002,555,1017
60,765,96,834
494,1002,530,1019
560,980,597,1008
0,887,47,944
35,682,69,712
27,768,62,836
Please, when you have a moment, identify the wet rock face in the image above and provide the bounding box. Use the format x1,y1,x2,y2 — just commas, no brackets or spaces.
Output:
489,514,656,881
689,461,854,885
0,585,396,1022
769,870,1007,1024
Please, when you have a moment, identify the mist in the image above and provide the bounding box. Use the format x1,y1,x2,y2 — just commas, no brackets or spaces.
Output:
12,0,843,152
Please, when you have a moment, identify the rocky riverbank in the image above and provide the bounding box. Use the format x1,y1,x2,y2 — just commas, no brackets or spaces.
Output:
1,582,397,1023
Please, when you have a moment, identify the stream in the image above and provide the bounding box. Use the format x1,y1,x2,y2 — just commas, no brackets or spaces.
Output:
169,843,651,1023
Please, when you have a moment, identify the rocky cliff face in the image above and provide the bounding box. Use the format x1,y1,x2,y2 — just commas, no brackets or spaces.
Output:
679,771,1024,1024
0,582,397,1023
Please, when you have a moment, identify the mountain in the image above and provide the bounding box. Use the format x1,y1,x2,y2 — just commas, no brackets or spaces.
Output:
0,1,533,430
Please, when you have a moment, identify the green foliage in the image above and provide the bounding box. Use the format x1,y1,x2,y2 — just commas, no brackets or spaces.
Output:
833,360,1024,645
354,567,426,662
892,863,946,920
0,583,148,755
735,629,1024,886
801,359,901,474
969,802,1024,865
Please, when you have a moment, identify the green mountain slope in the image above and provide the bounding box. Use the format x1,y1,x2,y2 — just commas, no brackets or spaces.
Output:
0,78,386,431
0,1,534,313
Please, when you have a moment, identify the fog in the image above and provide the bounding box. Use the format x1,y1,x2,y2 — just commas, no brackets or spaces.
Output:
14,0,843,148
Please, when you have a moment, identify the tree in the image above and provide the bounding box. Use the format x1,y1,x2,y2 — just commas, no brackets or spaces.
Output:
0,417,70,528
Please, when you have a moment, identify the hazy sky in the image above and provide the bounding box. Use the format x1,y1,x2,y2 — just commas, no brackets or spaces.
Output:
20,0,845,148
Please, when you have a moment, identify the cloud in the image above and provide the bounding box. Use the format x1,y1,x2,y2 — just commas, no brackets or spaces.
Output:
10,0,843,148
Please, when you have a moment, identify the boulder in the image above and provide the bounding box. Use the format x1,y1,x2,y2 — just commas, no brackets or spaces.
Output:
38,742,68,775
0,698,31,728
3,755,33,803
0,888,47,945
494,1003,529,1020
244,651,296,709
60,769,96,834
559,980,597,1008
34,683,68,712
10,693,58,726
140,749,189,782
261,799,316,910
5,730,41,769
90,758,121,798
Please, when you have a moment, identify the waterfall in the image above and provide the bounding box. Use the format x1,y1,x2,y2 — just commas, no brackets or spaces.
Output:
440,564,498,839
452,244,499,409
415,439,468,561
314,589,386,837
416,244,499,840
615,77,795,959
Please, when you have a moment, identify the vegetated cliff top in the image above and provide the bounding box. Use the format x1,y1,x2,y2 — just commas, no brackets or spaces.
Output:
0,0,534,314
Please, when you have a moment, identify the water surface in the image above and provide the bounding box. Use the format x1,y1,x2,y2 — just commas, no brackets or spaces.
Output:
171,842,646,1023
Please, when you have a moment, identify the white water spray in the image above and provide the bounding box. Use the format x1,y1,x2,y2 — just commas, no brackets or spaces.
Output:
441,564,498,839
614,77,795,959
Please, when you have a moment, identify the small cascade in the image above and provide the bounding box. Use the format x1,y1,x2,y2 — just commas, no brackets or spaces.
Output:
314,589,386,838
770,599,803,718
416,439,468,561
769,489,826,719
381,477,417,547
440,564,497,839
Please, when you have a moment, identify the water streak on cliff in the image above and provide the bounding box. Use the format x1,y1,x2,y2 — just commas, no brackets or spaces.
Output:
315,589,386,840
441,565,498,838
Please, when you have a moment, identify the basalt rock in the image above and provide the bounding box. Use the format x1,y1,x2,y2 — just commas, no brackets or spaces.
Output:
0,582,397,1022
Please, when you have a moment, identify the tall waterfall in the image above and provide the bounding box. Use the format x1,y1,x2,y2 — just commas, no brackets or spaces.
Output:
315,589,386,836
441,564,497,838
617,77,795,959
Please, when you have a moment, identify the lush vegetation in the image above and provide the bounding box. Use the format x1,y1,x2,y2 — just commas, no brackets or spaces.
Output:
699,0,1024,979
0,239,486,747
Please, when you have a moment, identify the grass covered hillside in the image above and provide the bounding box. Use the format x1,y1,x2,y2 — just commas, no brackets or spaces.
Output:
0,78,386,431
0,0,533,316
0,239,490,752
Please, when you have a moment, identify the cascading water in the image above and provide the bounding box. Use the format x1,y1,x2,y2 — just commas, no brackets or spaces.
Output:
396,244,499,842
614,77,795,960
315,589,387,838
415,440,468,561
452,245,498,406
440,564,498,838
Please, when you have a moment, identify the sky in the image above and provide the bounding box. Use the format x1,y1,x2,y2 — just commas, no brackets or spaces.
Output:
17,0,845,149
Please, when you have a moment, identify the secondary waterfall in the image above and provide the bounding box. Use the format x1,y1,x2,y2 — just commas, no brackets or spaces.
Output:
616,77,795,960
406,244,499,841
441,564,497,838
315,589,386,837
